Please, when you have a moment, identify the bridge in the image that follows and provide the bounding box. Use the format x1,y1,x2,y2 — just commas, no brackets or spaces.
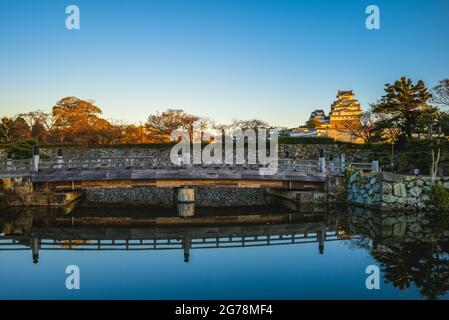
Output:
0,155,373,207
0,155,372,187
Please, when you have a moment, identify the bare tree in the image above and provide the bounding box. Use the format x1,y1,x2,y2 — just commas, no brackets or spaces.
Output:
432,79,449,110
17,111,53,143
427,112,448,182
17,110,53,131
237,119,270,133
146,109,199,142
338,111,376,144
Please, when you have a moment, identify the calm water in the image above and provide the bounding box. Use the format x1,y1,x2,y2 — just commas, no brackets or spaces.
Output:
1,204,449,300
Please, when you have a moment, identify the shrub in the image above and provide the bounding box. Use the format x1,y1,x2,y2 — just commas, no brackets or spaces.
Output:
429,184,449,208
6,139,50,159
6,139,39,159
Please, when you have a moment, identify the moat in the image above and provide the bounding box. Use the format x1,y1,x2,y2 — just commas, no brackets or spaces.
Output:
1,204,449,300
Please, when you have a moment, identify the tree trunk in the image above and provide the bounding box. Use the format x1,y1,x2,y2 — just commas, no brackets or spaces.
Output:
431,148,441,184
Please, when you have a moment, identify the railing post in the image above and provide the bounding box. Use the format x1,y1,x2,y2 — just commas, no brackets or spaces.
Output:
340,153,346,172
54,149,64,169
371,160,380,173
319,149,326,173
32,145,40,173
6,152,13,172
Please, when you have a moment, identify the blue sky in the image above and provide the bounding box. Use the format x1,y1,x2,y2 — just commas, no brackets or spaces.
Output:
0,0,448,127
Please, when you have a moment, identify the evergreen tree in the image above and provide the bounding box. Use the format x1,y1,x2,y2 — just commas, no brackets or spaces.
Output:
372,77,436,143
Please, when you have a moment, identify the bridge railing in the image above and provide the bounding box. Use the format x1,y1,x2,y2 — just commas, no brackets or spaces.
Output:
0,230,347,251
348,162,373,171
63,156,158,170
0,155,373,176
278,159,320,173
0,159,32,173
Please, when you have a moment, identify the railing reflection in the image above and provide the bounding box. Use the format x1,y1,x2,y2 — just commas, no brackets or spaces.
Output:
0,210,352,264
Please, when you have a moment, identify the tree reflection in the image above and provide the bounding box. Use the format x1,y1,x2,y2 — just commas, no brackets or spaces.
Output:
348,208,449,300
373,242,449,299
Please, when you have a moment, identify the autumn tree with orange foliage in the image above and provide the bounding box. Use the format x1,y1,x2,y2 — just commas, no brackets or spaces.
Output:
51,97,112,145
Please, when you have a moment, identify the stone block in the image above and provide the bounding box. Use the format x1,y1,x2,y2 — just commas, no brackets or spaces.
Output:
382,182,392,194
383,194,398,204
382,172,404,183
393,183,407,197
409,186,422,198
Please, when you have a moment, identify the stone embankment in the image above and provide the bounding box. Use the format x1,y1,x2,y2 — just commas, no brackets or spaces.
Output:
347,170,449,211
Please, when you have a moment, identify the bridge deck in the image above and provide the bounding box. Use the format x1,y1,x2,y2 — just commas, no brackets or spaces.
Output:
30,168,327,189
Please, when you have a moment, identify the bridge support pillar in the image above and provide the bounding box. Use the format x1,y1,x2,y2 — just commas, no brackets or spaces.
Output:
176,187,195,203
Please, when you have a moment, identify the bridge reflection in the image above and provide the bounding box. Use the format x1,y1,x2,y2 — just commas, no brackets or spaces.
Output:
0,208,351,264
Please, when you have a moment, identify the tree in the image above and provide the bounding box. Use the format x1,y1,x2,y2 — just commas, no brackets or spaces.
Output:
52,97,110,144
212,122,233,143
306,117,321,129
17,110,52,131
432,79,449,110
423,111,449,181
0,117,14,142
17,110,53,143
338,111,377,144
11,117,31,141
121,124,145,144
237,119,270,132
31,121,48,143
146,109,199,142
372,77,435,143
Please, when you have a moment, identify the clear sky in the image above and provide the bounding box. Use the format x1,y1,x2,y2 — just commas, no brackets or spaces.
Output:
0,0,448,127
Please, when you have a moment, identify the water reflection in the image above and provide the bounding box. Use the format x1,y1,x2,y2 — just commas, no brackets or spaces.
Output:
1,204,449,299
0,206,345,264
347,207,449,300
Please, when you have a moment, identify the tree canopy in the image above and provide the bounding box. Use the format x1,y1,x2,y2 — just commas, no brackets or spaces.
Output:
371,77,436,143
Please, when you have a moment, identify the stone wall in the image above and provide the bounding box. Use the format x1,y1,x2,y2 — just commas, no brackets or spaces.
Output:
85,186,267,207
43,147,173,166
0,144,371,163
279,144,371,162
347,170,449,211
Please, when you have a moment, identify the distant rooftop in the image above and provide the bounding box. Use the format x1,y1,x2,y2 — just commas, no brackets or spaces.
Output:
337,90,354,97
